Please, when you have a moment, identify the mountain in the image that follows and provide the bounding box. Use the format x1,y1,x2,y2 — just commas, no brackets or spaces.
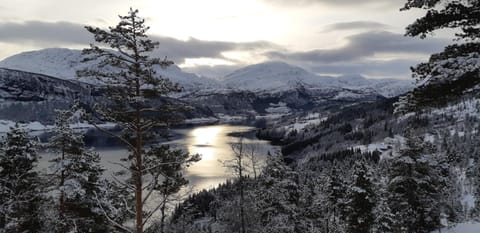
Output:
222,61,336,91
0,68,98,123
1,49,413,97
0,48,414,122
0,48,220,92
221,62,413,97
336,74,414,98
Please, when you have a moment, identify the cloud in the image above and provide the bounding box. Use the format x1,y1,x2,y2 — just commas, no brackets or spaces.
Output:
263,0,405,8
0,21,91,46
150,36,278,64
0,20,279,64
182,64,243,79
323,21,389,31
265,30,449,64
305,59,419,78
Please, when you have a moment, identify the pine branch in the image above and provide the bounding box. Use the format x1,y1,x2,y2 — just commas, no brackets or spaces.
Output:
93,192,133,233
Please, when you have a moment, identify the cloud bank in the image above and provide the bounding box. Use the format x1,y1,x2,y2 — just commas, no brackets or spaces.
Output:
0,20,278,64
0,20,448,79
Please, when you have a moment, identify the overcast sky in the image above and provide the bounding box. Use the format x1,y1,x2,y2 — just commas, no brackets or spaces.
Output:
0,0,452,79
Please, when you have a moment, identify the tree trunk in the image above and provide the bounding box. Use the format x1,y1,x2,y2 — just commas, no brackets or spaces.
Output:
135,75,143,233
160,196,167,233
239,156,246,233
60,145,65,217
135,146,143,233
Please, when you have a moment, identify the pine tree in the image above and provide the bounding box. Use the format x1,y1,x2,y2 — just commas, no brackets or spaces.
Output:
48,108,109,232
387,132,445,232
343,160,375,233
0,125,42,232
78,8,195,233
396,0,480,113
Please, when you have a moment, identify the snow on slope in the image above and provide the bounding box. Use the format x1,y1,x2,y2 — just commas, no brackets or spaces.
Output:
434,222,480,233
222,61,336,91
335,74,414,98
1,48,413,97
0,48,220,91
222,61,413,97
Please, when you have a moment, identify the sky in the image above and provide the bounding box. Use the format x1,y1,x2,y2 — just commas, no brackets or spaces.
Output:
0,0,453,79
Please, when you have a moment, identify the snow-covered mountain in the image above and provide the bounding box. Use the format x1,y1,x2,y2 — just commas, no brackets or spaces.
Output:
0,48,413,97
222,61,336,91
0,48,220,91
221,62,413,97
335,74,414,98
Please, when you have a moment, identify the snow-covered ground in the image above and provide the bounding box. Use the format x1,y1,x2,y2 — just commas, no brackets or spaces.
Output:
0,119,116,133
353,135,405,159
434,222,480,233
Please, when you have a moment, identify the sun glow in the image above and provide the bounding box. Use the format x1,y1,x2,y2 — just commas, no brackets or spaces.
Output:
188,126,223,161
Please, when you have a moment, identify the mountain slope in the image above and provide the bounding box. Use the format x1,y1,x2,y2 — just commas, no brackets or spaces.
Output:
222,61,413,97
0,48,413,97
0,48,220,91
222,61,336,91
337,74,414,98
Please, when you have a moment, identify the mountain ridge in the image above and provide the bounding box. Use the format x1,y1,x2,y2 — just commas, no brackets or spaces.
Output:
0,48,413,97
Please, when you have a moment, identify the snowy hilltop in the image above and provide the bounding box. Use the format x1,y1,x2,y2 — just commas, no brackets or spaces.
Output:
0,48,221,92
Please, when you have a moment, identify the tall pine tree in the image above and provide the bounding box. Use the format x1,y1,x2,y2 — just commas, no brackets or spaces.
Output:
78,8,196,233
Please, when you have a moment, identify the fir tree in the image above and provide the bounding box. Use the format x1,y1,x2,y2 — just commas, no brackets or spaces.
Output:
372,187,395,233
343,160,375,233
324,165,346,233
48,108,109,232
387,132,445,232
0,125,41,232
78,8,195,233
255,153,300,233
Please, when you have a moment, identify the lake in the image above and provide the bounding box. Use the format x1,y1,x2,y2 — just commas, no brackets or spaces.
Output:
38,124,278,192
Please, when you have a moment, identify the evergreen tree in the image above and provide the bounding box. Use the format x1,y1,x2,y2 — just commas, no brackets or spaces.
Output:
0,125,41,232
78,8,195,233
387,132,445,232
255,153,300,233
324,165,346,233
396,0,480,113
48,108,109,232
372,187,395,233
343,160,375,233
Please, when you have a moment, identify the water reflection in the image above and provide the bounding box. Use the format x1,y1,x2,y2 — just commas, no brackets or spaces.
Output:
39,124,276,193
173,124,275,192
